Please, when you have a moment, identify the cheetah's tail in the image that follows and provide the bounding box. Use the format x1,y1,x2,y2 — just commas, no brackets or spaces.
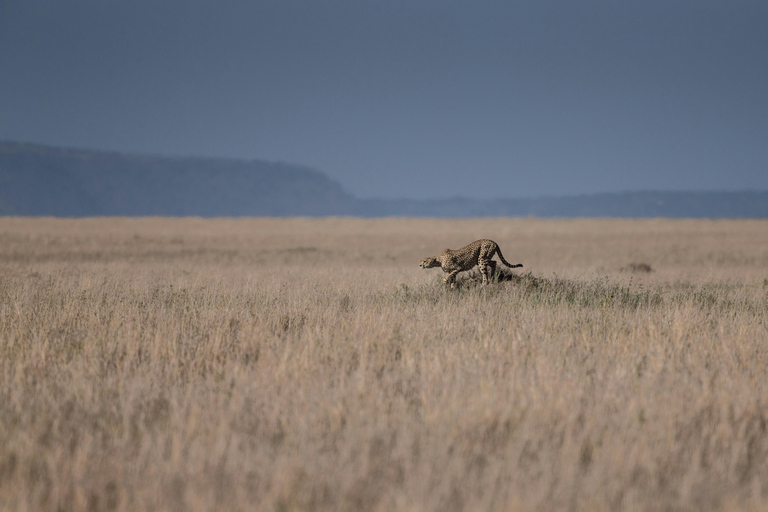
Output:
495,246,523,269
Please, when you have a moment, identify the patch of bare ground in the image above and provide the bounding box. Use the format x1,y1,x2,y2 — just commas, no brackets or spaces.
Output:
0,217,767,511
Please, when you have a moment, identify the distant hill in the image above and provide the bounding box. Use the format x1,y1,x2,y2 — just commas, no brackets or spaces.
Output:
0,141,356,216
1,141,767,218
362,191,768,218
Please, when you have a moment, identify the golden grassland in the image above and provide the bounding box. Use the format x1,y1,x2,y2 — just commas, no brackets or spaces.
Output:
1,217,767,511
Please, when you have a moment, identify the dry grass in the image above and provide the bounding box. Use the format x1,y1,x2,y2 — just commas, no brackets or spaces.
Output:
0,217,767,511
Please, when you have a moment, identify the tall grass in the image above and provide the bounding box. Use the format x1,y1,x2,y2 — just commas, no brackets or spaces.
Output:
0,218,767,511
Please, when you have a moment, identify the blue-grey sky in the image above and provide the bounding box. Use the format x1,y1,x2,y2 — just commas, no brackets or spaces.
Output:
1,0,766,199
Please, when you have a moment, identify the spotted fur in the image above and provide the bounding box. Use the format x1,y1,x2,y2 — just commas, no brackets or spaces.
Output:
419,239,523,288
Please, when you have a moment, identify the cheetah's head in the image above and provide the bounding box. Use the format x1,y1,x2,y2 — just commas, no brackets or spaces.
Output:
419,257,440,269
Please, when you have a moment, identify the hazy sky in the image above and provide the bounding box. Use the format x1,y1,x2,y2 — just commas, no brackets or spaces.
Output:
1,0,766,199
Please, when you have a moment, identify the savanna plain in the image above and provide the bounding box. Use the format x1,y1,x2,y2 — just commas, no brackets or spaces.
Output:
1,217,767,512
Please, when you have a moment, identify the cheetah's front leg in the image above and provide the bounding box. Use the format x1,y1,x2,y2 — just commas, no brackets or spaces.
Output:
444,270,460,289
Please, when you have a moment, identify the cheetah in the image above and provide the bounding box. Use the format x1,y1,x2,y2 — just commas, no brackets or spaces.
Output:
419,239,523,288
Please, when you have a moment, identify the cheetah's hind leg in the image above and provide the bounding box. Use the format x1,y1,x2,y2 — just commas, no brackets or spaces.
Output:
487,260,497,281
478,259,493,285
